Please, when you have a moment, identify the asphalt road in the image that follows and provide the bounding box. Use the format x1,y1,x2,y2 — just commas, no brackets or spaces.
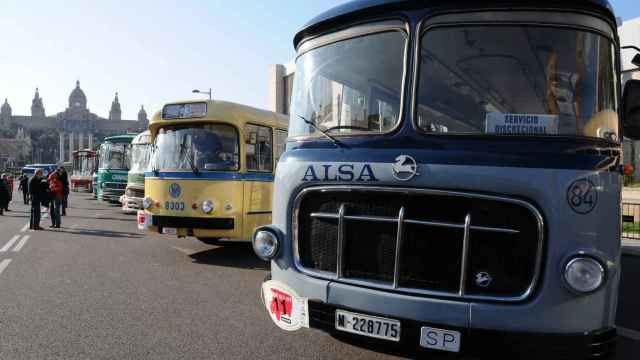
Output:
0,191,636,359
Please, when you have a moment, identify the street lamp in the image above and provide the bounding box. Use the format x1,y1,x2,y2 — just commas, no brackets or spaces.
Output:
192,88,212,100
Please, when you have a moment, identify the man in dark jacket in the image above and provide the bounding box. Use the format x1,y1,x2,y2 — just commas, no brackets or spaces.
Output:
0,174,8,216
29,169,46,230
58,167,69,216
18,175,29,204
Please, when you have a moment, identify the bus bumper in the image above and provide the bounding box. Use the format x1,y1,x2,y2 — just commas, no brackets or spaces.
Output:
260,272,617,359
306,300,616,359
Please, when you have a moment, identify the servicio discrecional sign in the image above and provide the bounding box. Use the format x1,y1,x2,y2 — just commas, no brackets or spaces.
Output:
485,112,559,135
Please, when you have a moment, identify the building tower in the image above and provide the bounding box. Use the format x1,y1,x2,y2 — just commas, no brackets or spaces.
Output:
0,98,12,128
31,88,46,118
137,105,148,128
109,92,122,121
69,80,87,110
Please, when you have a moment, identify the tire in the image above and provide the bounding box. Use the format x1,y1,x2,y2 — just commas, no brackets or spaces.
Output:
197,237,221,245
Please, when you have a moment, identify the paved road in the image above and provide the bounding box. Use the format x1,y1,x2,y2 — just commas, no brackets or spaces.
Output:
0,191,636,359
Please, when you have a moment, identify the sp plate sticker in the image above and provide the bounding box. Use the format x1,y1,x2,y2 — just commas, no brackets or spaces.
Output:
567,179,597,214
262,280,309,331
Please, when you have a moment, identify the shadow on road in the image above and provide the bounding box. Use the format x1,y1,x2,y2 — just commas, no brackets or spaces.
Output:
189,242,269,271
52,227,144,239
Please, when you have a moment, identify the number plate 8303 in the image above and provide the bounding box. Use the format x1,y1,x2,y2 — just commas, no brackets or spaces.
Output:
165,201,185,211
335,310,400,342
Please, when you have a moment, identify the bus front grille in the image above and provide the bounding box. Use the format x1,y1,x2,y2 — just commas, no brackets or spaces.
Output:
293,187,544,302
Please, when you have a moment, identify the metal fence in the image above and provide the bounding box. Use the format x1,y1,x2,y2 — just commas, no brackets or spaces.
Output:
622,202,640,240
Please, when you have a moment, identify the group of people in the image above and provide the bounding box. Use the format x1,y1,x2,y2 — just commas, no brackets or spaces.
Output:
0,167,69,230
28,167,69,230
0,174,12,215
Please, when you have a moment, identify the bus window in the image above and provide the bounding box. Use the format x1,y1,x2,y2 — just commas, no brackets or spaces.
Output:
245,124,273,172
274,129,287,164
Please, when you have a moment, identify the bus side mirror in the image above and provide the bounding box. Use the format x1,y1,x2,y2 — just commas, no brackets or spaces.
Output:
623,79,640,140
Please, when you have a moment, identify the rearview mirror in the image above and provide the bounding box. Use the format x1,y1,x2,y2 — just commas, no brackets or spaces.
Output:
623,79,640,140
632,54,640,68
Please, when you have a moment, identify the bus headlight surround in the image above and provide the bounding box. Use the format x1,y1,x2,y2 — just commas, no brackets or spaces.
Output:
563,257,605,294
202,200,214,214
252,229,280,261
142,197,153,210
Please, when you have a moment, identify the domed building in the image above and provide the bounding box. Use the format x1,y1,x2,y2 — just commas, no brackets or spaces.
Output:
0,80,149,165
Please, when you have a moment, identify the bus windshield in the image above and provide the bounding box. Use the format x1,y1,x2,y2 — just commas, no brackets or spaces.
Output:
289,30,406,137
129,143,151,174
100,143,130,170
73,153,95,177
151,124,239,172
416,26,618,140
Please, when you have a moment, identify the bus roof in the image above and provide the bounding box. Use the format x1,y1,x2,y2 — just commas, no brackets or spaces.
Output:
293,0,616,48
131,130,151,145
149,100,288,131
104,134,138,144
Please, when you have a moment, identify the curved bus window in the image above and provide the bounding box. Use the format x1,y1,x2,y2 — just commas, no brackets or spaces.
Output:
245,124,273,172
275,129,287,164
289,31,406,138
416,26,618,141
152,124,239,172
100,143,130,170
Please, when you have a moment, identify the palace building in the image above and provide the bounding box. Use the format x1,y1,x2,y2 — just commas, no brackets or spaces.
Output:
0,81,148,165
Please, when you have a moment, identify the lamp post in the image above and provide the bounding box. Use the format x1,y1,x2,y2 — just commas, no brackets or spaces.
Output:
192,88,212,100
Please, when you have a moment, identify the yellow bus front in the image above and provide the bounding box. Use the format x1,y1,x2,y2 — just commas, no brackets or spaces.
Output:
142,101,282,242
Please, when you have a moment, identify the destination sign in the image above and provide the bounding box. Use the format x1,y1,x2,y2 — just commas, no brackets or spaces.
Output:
162,102,207,120
485,112,559,135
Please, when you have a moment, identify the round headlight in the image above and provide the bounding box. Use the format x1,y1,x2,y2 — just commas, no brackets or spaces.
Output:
252,230,279,261
202,200,214,214
564,257,605,294
142,197,153,210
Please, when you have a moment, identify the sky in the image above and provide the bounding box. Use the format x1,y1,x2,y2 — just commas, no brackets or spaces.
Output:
0,0,638,121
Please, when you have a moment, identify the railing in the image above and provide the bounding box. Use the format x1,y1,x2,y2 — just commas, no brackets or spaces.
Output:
622,202,640,240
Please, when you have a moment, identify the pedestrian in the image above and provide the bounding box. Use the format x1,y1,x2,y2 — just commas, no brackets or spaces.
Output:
47,169,64,228
0,174,9,216
29,169,46,230
0,174,10,212
18,174,29,204
58,166,69,216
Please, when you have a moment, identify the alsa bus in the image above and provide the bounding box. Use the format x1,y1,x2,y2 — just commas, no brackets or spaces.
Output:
96,134,136,203
253,0,640,358
71,149,97,192
140,100,287,244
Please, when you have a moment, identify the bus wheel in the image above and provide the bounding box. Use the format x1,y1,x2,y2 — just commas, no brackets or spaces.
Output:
197,238,221,245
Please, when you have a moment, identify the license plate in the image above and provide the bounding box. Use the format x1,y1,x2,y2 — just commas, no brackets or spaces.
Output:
420,326,461,353
335,310,400,342
162,227,177,235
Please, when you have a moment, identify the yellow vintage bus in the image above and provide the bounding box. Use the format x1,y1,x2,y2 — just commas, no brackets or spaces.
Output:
140,100,288,245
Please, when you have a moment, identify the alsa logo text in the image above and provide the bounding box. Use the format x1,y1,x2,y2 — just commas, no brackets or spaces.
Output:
302,164,378,182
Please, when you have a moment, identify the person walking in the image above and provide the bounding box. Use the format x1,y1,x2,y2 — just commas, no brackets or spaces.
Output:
18,175,29,204
47,169,64,228
29,169,46,230
0,174,10,212
0,174,9,216
58,167,69,216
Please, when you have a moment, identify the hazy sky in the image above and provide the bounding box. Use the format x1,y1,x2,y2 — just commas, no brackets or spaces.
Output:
0,0,638,121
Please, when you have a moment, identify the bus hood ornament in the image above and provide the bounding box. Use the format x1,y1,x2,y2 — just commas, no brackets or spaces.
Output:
475,272,493,288
392,155,419,181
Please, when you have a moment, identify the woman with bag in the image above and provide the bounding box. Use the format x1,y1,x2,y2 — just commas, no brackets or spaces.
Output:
48,168,64,228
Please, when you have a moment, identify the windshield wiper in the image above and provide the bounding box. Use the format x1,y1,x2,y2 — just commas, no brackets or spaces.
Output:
180,138,200,175
298,115,346,148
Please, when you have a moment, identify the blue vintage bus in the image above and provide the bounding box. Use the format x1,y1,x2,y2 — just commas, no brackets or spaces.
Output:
253,0,640,358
